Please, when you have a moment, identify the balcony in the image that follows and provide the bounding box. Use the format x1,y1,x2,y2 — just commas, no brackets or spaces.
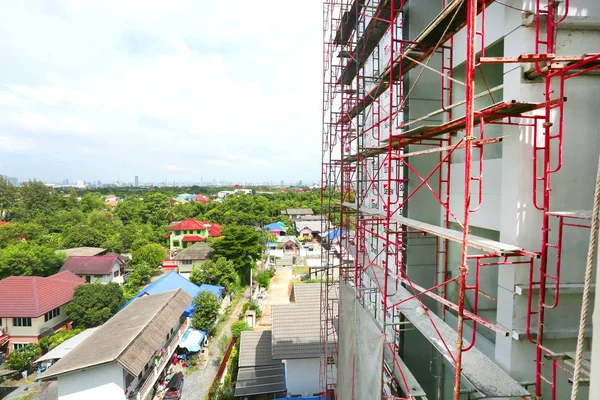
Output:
127,318,190,400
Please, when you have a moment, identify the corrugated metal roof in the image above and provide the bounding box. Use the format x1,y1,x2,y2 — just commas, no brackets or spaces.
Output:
56,247,107,257
173,243,213,261
285,208,314,216
239,331,281,368
0,271,85,318
234,365,286,397
272,304,320,359
295,220,322,233
60,255,124,275
39,289,191,380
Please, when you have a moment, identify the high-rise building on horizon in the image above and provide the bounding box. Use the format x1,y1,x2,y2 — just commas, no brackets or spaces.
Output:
134,175,139,187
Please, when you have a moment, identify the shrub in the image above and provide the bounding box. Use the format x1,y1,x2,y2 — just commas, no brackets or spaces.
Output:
256,270,272,289
241,301,262,318
230,321,251,344
6,344,42,372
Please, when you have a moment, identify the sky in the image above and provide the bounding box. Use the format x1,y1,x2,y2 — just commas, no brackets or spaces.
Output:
0,0,323,184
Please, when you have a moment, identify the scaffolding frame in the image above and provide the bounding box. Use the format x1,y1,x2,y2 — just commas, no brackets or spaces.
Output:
322,0,600,399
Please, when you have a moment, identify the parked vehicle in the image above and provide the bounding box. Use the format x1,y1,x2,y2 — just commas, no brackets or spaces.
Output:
163,372,184,399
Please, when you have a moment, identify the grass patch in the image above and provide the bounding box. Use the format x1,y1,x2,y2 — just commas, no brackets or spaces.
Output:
300,278,324,284
292,266,309,275
212,288,245,338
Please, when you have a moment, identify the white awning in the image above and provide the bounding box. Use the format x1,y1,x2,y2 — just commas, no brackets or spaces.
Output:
36,328,99,363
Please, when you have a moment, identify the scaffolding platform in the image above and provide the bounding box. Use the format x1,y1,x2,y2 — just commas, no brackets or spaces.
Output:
547,210,593,220
341,100,557,163
343,0,494,121
333,0,366,46
341,202,523,256
367,266,530,398
338,0,403,85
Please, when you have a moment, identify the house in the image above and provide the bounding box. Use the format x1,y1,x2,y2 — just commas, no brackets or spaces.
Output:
36,327,99,367
235,284,336,398
165,218,221,251
217,190,235,199
234,331,286,398
278,235,301,255
264,222,287,236
104,195,122,208
281,208,314,220
171,243,213,278
59,254,126,284
294,220,322,241
0,271,85,354
195,193,210,204
233,188,253,195
56,247,108,257
38,289,192,400
122,271,224,317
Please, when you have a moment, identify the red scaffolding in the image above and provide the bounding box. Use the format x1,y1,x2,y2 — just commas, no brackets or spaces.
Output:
322,0,599,399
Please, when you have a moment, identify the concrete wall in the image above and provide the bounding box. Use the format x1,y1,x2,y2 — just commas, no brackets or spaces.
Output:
58,363,126,400
5,304,70,340
284,358,321,397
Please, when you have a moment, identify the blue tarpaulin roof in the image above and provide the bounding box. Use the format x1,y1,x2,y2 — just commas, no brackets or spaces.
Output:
263,222,286,231
266,242,279,247
121,272,223,317
178,327,207,352
325,228,345,241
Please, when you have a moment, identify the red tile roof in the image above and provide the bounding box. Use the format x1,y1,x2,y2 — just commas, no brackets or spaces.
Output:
199,221,222,237
182,235,206,242
59,255,125,276
195,194,210,204
0,221,10,226
0,271,85,318
169,218,206,231
164,233,171,238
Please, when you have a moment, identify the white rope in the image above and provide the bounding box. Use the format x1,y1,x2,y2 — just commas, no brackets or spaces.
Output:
570,154,600,400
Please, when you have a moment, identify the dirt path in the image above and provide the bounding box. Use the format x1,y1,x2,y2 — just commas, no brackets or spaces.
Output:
256,267,295,330
180,287,250,400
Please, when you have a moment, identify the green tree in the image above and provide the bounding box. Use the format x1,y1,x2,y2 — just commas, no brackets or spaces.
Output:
0,242,66,279
6,343,42,372
39,328,85,352
191,291,220,333
230,320,251,343
210,225,262,283
132,243,166,268
66,283,125,328
189,257,239,290
80,193,105,213
0,177,17,211
61,223,108,248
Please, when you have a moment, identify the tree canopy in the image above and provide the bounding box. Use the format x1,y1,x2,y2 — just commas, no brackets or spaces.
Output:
0,242,65,279
210,225,262,283
191,291,221,333
189,257,239,290
66,283,125,328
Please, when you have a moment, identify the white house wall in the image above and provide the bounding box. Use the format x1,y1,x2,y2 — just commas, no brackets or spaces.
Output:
57,363,126,400
284,358,325,397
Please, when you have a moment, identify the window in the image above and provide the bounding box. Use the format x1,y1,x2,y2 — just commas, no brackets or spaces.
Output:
12,318,32,327
114,270,120,278
44,307,60,322
13,343,31,350
175,231,181,236
173,241,180,247
0,318,2,326
85,276,91,283
182,260,192,265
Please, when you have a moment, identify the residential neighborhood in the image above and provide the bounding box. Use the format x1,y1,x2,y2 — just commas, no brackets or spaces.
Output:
0,186,330,400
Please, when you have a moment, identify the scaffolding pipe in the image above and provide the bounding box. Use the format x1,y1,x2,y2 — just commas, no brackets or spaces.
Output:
453,0,477,398
570,155,600,400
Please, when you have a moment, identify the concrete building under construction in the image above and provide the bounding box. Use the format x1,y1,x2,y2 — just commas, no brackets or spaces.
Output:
321,0,600,399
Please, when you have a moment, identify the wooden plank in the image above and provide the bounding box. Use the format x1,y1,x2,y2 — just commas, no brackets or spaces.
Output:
367,267,530,398
341,202,523,256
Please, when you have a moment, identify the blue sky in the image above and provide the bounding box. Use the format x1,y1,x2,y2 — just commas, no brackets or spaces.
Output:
0,0,323,184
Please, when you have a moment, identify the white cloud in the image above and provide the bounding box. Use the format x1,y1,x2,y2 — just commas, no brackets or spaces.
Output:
0,0,323,183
